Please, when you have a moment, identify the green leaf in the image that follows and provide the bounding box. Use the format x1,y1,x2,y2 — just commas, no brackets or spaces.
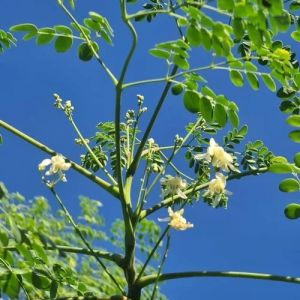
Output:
148,48,169,59
229,70,244,87
78,42,98,61
0,134,2,144
50,280,58,299
187,25,201,46
261,74,276,92
286,115,300,127
183,90,201,113
199,96,213,122
173,54,189,70
269,163,293,174
54,35,73,52
217,0,234,10
54,26,73,53
288,130,300,143
36,28,55,45
3,273,20,299
200,28,211,51
201,86,216,98
9,23,38,41
244,61,257,72
171,84,184,95
246,72,259,90
228,109,239,128
238,125,248,136
247,23,262,47
290,2,300,11
294,152,300,167
279,178,300,192
32,269,51,290
213,103,227,127
291,31,300,42
232,18,245,41
284,203,300,219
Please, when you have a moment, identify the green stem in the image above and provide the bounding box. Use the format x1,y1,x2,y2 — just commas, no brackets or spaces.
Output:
55,296,127,300
47,186,125,295
126,65,178,177
137,270,300,288
68,114,117,185
139,167,268,219
135,226,170,284
117,0,138,288
127,9,185,21
150,234,171,300
0,257,31,300
57,1,118,86
0,119,119,198
4,245,123,267
145,117,202,198
122,56,260,89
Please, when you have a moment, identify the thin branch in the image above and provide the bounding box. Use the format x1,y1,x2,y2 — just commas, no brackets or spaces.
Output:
137,270,300,288
57,1,118,86
126,65,178,177
135,226,170,283
55,296,128,300
139,167,268,219
0,257,31,300
47,186,125,294
122,56,260,89
0,120,119,199
4,245,123,267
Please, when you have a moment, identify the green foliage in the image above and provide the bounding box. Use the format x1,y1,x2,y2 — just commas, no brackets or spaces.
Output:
284,203,300,219
0,29,16,53
9,11,113,61
279,178,300,192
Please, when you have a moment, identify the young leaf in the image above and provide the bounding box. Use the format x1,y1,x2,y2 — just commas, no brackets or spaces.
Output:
148,48,169,59
294,152,300,167
183,90,201,113
279,178,300,192
269,163,293,174
199,96,213,122
229,70,244,87
284,203,300,219
286,115,300,127
173,54,189,70
261,74,276,92
213,103,227,127
246,72,259,90
36,28,55,45
9,23,38,41
288,130,300,143
187,24,201,46
228,109,239,128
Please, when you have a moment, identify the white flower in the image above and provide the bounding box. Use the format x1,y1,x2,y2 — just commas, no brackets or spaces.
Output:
159,207,193,231
203,172,230,208
160,175,188,199
195,138,240,173
38,154,71,180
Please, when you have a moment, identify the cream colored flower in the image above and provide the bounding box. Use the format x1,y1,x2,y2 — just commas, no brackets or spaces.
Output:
159,207,193,230
204,172,230,208
160,175,188,199
195,138,239,173
38,154,71,177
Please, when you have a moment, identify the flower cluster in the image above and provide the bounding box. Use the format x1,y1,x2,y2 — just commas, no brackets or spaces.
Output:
159,207,193,231
195,138,239,173
160,175,187,199
38,154,71,184
195,138,239,208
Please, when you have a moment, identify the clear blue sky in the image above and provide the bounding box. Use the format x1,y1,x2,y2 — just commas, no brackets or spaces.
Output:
1,1,300,299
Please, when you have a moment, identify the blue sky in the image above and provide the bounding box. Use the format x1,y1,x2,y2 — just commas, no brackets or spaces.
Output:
1,1,300,299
